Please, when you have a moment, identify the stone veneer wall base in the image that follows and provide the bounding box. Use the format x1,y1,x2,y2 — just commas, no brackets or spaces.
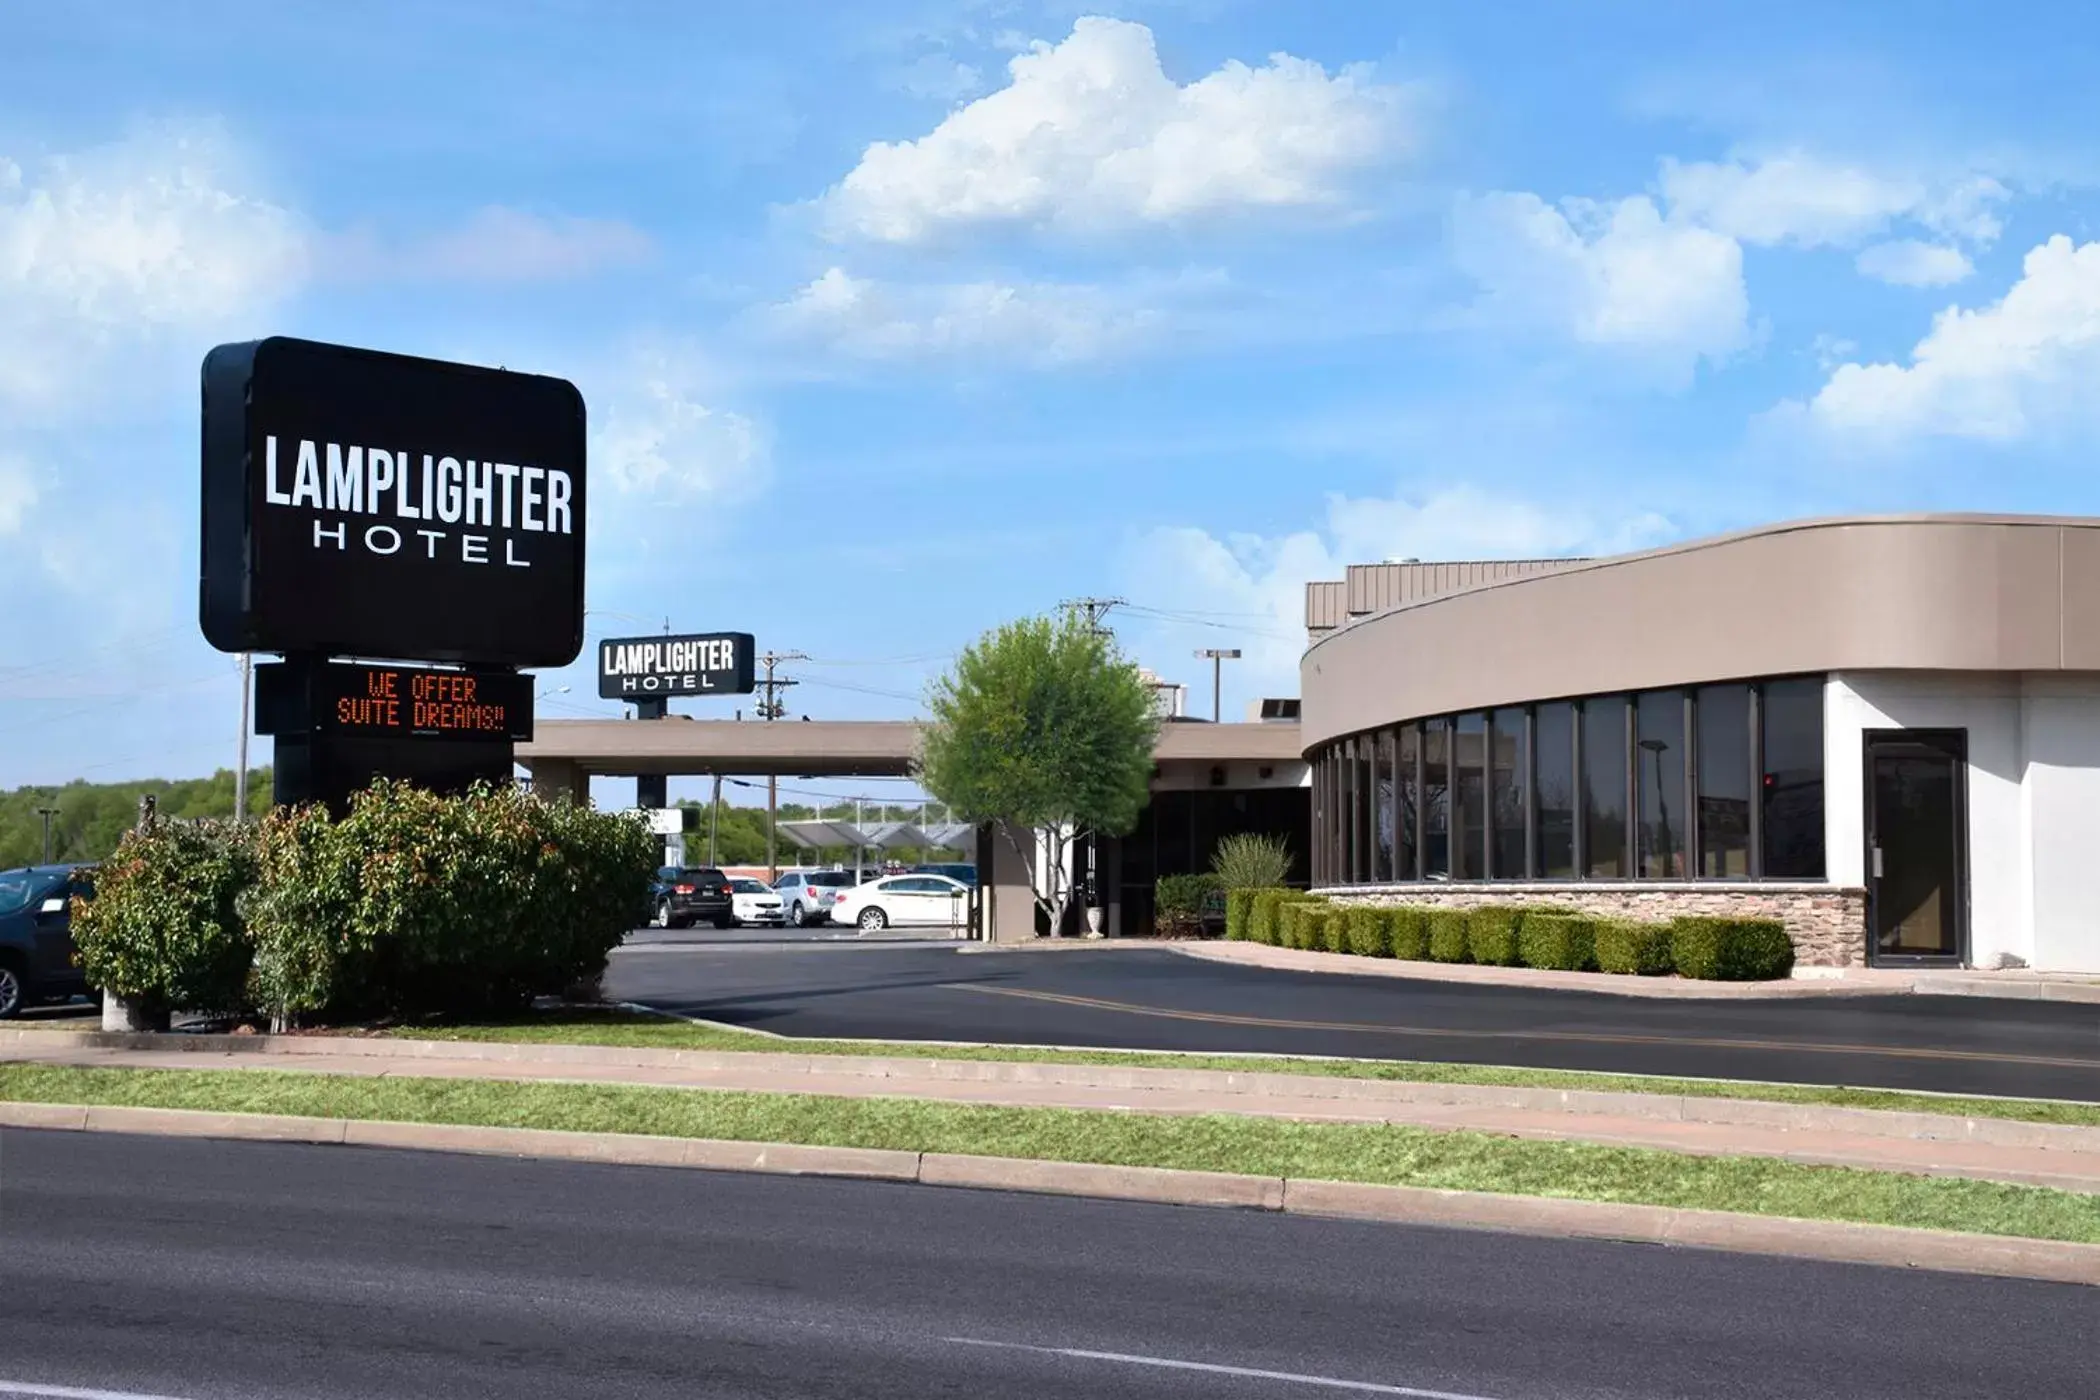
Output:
1317,884,1868,968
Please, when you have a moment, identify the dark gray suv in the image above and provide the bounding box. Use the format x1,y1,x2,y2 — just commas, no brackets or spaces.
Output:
0,865,94,1018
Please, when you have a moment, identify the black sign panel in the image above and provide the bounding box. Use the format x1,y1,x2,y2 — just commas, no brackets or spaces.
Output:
200,337,586,667
257,661,534,742
597,632,756,699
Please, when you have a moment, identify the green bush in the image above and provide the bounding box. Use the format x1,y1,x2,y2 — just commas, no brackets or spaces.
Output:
1386,907,1431,961
1594,919,1674,976
1249,889,1291,944
1343,906,1391,957
1466,906,1524,966
1210,833,1293,890
1320,907,1351,953
1670,916,1795,981
1427,909,1472,963
1517,913,1598,971
1280,898,1329,950
1224,887,1259,941
71,817,258,1015
245,781,656,1021
1155,873,1221,937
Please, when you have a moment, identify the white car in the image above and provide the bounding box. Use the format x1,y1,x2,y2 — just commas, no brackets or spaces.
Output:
828,874,970,932
728,877,784,926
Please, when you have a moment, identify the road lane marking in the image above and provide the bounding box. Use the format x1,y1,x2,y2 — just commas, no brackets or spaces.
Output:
956,985,2100,1071
0,1382,201,1400
944,1337,1505,1398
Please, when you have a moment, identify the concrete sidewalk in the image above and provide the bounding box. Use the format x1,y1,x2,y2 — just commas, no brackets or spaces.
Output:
1177,940,2100,1002
6,1029,2098,1194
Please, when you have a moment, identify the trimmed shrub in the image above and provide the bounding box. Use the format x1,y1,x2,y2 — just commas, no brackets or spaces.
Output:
1671,916,1795,981
1249,889,1291,945
1386,907,1431,961
1427,909,1472,963
1211,833,1293,891
1287,898,1331,950
1155,873,1220,937
1224,887,1259,941
1517,913,1598,972
1319,907,1351,954
1343,905,1391,958
1466,906,1524,966
1594,919,1674,976
71,817,258,1016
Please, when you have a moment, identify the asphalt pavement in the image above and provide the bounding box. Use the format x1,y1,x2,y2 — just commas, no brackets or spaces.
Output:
605,940,2100,1100
2,1128,2091,1400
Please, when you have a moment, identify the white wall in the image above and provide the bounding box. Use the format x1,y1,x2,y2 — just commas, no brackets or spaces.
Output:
1148,760,1310,792
1826,673,2026,968
1829,671,2100,972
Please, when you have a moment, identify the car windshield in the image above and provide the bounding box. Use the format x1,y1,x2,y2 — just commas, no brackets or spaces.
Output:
806,871,858,887
680,869,725,882
730,879,771,894
0,870,56,916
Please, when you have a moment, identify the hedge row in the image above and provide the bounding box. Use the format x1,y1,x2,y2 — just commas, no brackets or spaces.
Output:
1224,890,1794,981
72,781,658,1023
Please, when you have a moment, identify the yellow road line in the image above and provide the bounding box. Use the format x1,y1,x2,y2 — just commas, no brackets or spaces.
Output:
955,984,2100,1071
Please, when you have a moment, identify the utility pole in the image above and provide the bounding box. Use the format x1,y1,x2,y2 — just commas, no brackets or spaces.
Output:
1060,596,1125,637
34,806,59,864
707,774,722,867
1195,648,1242,723
234,651,253,823
756,649,807,883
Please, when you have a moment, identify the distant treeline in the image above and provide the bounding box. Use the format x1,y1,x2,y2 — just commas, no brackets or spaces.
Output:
0,769,271,868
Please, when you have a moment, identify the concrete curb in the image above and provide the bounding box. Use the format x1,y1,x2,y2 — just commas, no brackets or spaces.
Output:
1174,940,2100,1003
9,1028,2094,1158
2,1099,2092,1287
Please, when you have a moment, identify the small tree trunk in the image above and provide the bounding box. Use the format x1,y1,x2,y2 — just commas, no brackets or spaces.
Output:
101,993,169,1034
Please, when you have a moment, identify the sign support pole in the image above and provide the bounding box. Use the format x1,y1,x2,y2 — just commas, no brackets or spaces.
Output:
235,652,252,822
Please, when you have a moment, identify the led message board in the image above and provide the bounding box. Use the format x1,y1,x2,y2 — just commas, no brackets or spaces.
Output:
200,337,586,668
257,661,534,743
596,632,757,699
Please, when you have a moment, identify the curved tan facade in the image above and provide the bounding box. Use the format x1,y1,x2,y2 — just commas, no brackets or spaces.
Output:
1302,515,2100,749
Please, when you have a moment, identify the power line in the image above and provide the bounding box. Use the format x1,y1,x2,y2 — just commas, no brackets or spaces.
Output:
1059,596,1125,636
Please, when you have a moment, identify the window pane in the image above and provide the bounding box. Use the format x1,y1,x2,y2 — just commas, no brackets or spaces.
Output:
1396,723,1419,880
1343,739,1362,883
1422,718,1450,878
1696,684,1752,877
1762,677,1826,879
1490,707,1529,879
1374,730,1395,882
1635,691,1687,879
1454,714,1486,880
1358,737,1378,882
1535,703,1575,878
1582,696,1629,879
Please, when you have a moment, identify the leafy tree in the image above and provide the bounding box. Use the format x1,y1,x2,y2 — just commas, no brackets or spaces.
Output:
918,613,1158,935
0,768,271,869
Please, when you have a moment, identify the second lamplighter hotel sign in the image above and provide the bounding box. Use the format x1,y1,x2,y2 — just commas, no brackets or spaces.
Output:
200,337,587,669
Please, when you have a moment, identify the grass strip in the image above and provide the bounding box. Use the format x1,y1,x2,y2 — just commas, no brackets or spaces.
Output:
2,1062,2096,1245
382,1008,2100,1129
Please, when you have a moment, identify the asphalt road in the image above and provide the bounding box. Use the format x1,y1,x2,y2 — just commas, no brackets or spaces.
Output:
606,939,2100,1100
2,1129,2090,1400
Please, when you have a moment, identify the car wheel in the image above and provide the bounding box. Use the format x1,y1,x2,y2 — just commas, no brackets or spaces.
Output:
856,907,889,932
0,962,23,1020
653,900,671,929
787,901,807,928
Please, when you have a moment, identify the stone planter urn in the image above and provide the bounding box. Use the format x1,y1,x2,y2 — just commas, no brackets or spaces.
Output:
1084,905,1106,939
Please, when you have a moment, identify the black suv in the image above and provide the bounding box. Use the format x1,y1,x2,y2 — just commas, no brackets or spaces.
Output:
649,866,734,930
0,865,94,1018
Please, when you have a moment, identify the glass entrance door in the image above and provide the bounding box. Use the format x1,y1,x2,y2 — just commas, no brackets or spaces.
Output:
1865,730,1967,965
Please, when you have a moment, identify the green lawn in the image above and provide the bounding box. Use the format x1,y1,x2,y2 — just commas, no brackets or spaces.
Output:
2,1061,2095,1244
382,1007,2100,1129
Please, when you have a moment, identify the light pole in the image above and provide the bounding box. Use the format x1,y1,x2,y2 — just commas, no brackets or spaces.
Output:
1194,648,1241,723
34,806,59,864
234,652,252,823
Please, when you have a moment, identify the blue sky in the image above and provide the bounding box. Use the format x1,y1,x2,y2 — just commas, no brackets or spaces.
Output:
7,1,2100,806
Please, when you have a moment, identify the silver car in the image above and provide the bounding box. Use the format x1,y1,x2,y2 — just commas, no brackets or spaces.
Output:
772,869,861,926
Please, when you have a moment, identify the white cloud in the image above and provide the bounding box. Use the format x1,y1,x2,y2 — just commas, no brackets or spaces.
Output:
892,54,983,103
1855,239,1973,287
326,206,653,283
0,454,35,533
1125,486,1673,696
1658,153,2007,250
1452,192,1748,373
1803,234,2100,440
820,16,1409,242
0,128,305,406
592,358,768,501
765,266,1168,365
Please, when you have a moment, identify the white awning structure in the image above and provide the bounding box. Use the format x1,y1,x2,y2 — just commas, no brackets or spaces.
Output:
775,819,974,852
